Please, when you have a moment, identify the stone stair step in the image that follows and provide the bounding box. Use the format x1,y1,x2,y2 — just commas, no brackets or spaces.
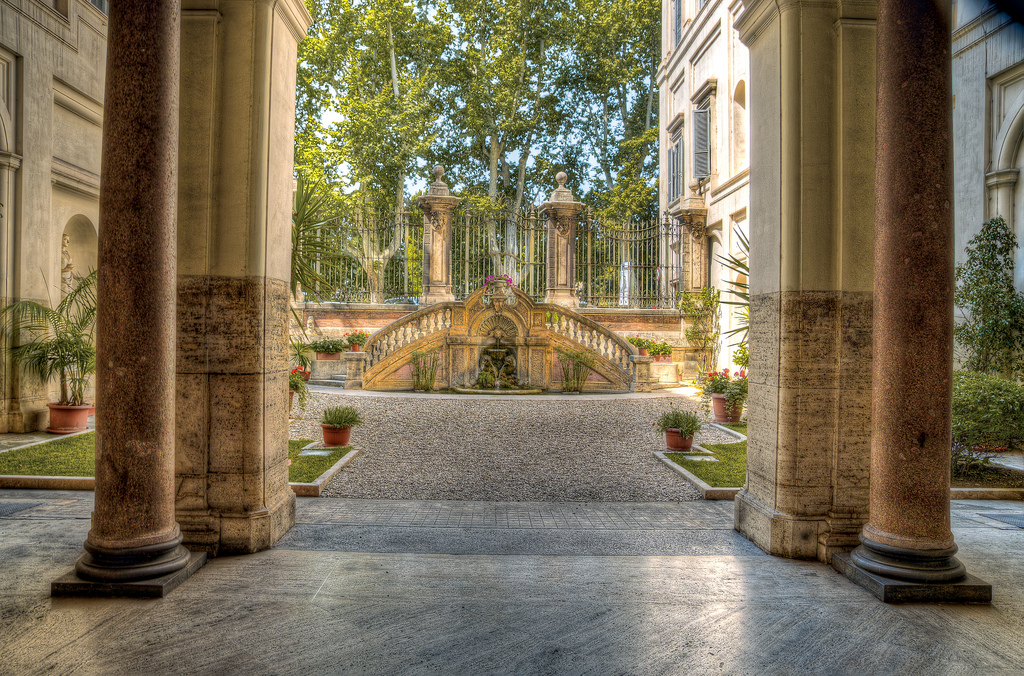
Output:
308,379,345,388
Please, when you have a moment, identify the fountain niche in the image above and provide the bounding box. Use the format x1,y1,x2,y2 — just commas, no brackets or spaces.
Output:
360,279,646,393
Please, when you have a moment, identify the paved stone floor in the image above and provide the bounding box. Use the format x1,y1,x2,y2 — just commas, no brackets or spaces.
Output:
1,490,1023,675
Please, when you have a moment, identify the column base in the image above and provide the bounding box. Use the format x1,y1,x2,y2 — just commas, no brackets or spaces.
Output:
421,290,455,305
849,534,966,582
52,550,206,598
832,553,991,604
544,290,579,308
74,532,192,582
733,491,822,559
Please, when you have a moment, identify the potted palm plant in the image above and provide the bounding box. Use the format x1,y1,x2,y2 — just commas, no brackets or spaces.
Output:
321,405,362,446
0,270,98,433
656,409,702,451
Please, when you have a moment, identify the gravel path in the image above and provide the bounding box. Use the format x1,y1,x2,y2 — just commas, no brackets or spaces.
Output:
290,390,739,502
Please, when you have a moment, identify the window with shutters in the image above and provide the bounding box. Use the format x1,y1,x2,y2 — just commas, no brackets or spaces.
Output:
668,132,683,202
692,99,711,182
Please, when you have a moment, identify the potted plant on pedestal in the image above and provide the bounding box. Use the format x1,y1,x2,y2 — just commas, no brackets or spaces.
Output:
627,335,650,356
289,367,309,417
0,270,98,433
346,330,370,352
656,408,702,451
649,340,673,362
321,405,362,446
310,337,347,360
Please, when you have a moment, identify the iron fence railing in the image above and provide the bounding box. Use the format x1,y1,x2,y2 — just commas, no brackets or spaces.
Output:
302,206,683,308
313,210,423,304
575,212,684,309
451,207,547,302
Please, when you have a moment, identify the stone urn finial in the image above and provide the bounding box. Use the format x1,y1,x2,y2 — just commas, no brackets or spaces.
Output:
428,165,451,197
549,172,574,203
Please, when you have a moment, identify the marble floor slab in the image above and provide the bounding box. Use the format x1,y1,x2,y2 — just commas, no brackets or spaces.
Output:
1,490,1022,675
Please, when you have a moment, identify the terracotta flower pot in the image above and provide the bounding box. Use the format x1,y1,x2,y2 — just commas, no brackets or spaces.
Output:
322,424,352,446
46,403,91,435
317,351,341,361
349,344,362,352
638,348,648,356
665,429,694,451
301,370,311,382
711,393,742,423
655,355,671,363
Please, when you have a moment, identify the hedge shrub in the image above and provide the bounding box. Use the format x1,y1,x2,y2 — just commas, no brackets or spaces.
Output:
951,370,1024,453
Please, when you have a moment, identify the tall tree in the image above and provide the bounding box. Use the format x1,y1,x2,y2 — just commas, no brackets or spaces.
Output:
297,0,448,300
565,0,660,219
434,0,571,278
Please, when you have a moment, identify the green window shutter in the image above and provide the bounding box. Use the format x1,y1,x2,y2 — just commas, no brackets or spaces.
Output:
693,107,710,181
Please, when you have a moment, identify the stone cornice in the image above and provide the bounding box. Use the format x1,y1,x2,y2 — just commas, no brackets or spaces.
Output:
735,0,779,46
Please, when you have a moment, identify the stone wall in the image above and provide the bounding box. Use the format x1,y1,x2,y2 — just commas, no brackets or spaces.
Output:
293,302,711,379
0,0,107,433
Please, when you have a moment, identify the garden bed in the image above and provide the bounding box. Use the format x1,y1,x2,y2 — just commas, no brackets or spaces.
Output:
0,433,350,490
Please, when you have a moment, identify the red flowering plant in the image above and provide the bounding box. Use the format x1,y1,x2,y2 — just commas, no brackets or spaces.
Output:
288,367,309,408
345,330,370,347
699,368,748,411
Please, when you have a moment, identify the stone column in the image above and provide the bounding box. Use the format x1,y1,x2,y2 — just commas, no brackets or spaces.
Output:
540,172,584,307
173,0,311,554
839,0,990,601
417,166,460,305
55,0,205,594
0,151,22,434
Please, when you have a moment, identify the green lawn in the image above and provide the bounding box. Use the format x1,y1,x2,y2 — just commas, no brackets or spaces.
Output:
288,439,351,483
0,432,96,476
667,440,747,488
0,433,346,484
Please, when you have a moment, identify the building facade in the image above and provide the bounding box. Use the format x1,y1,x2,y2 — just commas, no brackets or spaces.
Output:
952,1,1024,293
0,0,109,433
658,0,749,369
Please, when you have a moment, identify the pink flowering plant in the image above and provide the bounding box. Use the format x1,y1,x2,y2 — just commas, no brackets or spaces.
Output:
484,274,516,288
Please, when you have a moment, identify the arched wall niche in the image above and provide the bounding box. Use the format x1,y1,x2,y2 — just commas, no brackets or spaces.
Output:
62,214,98,288
732,80,747,170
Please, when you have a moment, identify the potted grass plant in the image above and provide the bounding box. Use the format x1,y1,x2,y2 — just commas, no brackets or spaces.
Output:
656,408,702,451
321,405,362,446
0,270,98,433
